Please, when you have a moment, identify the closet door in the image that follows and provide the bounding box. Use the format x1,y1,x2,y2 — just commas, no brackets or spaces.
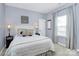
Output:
39,19,46,36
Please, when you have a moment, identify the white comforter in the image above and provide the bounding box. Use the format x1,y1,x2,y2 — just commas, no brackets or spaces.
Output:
5,35,55,56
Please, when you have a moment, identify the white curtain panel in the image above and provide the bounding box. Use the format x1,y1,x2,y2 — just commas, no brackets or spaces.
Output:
67,6,74,49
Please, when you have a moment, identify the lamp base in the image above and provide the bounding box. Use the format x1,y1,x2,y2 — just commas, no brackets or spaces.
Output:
8,33,11,36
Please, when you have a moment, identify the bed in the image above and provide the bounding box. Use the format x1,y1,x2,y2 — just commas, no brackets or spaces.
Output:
5,25,55,56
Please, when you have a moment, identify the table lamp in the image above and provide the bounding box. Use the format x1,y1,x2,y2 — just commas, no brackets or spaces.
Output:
8,24,11,36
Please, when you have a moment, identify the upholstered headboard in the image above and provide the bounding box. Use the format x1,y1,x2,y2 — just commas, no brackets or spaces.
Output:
15,25,34,36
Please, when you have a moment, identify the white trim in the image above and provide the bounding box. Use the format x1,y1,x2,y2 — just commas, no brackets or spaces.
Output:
0,47,5,56
58,42,66,47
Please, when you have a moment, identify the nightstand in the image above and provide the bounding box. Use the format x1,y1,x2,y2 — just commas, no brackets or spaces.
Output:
6,36,13,48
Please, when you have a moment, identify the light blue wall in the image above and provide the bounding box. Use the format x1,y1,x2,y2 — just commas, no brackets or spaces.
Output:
5,6,45,36
0,4,5,50
45,14,53,40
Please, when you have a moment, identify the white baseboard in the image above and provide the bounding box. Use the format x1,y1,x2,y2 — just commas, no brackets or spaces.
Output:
0,47,5,56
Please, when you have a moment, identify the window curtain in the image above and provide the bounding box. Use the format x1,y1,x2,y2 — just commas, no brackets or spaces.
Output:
67,6,74,49
53,6,75,49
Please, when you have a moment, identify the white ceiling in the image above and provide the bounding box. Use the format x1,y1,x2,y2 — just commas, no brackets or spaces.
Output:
5,3,66,14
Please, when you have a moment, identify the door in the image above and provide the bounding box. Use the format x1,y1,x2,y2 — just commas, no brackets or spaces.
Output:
39,19,46,36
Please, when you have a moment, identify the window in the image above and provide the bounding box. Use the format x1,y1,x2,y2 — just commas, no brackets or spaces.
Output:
56,15,67,37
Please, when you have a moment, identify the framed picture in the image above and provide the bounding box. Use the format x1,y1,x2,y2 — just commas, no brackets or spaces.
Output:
47,20,51,30
21,16,29,24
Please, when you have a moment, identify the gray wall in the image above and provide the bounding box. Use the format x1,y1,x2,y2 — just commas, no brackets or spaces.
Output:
0,4,5,50
5,6,45,36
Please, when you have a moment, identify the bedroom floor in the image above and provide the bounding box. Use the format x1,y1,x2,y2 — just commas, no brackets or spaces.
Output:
54,44,78,56
0,44,78,56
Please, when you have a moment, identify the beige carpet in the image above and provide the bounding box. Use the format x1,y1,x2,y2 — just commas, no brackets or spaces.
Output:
54,44,78,56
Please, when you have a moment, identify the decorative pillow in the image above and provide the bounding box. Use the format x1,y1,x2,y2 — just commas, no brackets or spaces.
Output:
25,29,33,36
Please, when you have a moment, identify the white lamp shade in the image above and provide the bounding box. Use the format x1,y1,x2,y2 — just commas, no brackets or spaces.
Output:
35,25,39,28
33,22,39,28
8,24,11,29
